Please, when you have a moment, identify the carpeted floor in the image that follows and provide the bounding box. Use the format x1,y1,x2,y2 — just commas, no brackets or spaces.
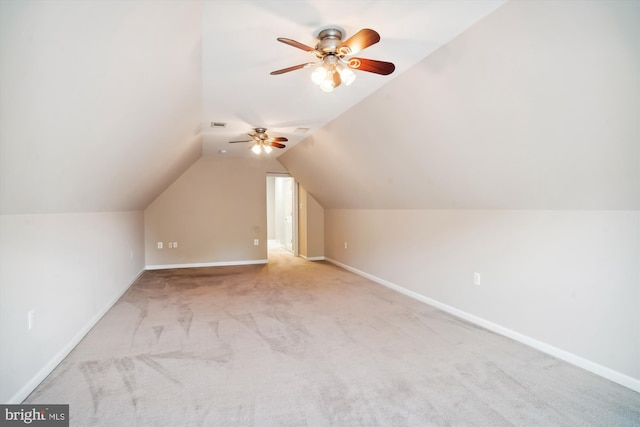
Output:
25,247,640,426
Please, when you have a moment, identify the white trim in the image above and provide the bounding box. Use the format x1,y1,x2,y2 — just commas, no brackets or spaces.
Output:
325,257,640,393
9,268,145,404
266,172,292,178
293,180,299,257
300,255,325,261
145,259,268,270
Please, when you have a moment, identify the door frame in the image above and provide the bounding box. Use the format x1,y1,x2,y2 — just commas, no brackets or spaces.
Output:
266,173,298,257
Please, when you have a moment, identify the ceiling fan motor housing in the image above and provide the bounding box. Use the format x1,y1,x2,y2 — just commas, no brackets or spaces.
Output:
253,128,268,140
316,28,343,54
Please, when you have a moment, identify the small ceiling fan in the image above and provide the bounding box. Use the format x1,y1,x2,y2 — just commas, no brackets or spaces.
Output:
270,27,395,92
228,128,287,154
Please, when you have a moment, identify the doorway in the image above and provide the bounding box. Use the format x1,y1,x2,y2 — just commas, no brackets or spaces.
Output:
266,174,297,255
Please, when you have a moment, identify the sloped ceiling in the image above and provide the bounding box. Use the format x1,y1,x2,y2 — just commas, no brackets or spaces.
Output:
201,0,507,156
0,0,508,215
0,0,202,214
279,0,640,210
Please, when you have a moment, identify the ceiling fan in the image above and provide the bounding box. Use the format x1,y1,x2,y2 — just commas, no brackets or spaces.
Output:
228,128,287,154
270,27,395,92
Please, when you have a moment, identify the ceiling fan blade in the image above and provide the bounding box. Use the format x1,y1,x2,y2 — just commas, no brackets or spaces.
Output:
268,137,288,142
270,62,316,75
268,142,286,149
277,37,316,52
347,57,395,75
338,29,380,56
228,140,252,143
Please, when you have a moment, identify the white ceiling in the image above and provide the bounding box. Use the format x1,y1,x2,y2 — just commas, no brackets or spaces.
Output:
0,0,508,214
201,0,507,157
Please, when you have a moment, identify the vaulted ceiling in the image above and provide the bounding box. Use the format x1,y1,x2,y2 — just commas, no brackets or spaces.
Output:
0,0,203,214
200,0,506,157
0,0,507,215
280,0,639,211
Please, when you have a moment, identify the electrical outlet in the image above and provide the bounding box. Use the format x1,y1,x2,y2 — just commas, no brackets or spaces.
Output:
344,241,348,249
168,242,173,249
157,242,163,249
254,239,259,246
474,272,481,286
173,242,178,248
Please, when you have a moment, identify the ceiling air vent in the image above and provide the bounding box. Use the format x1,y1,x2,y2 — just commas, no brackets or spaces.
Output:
211,122,227,128
294,127,310,133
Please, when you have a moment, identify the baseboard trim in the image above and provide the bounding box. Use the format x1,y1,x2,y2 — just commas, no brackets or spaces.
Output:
325,257,640,393
9,268,145,404
145,259,268,270
300,255,325,261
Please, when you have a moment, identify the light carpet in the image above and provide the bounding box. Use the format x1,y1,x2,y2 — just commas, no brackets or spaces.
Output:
25,247,640,426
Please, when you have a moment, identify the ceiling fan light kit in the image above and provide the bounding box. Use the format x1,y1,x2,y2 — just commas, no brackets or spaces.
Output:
271,27,395,92
228,27,394,156
310,54,357,92
228,128,287,155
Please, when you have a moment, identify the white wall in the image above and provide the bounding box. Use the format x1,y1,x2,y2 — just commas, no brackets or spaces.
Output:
0,212,145,403
279,0,640,390
326,209,639,386
0,1,201,403
298,186,325,260
266,177,276,240
144,156,288,268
